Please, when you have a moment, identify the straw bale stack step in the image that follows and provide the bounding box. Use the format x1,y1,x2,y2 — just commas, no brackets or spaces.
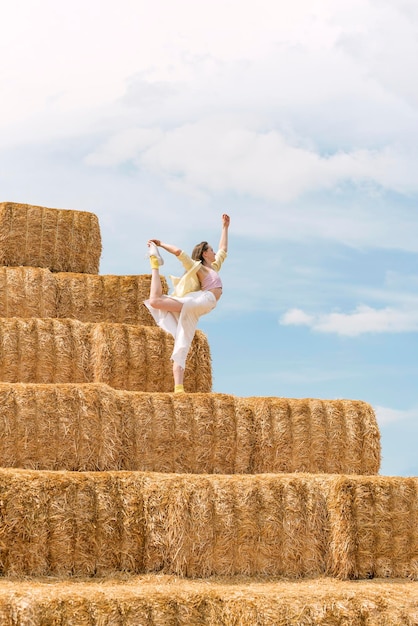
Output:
0,267,57,319
0,318,211,392
0,469,416,579
0,266,168,325
0,383,380,474
0,577,417,626
0,202,102,274
55,271,167,325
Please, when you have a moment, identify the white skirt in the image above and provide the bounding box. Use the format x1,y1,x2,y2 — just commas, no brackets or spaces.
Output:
144,290,217,369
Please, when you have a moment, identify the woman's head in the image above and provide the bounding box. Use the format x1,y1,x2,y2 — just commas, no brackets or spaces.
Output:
192,241,216,265
192,241,208,262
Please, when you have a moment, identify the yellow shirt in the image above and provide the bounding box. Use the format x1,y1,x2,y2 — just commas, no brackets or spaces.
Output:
169,249,227,298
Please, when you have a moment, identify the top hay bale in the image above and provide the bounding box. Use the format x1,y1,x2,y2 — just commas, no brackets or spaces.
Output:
0,202,102,274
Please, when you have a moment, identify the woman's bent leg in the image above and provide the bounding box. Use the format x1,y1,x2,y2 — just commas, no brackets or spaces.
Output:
149,268,183,312
150,267,163,299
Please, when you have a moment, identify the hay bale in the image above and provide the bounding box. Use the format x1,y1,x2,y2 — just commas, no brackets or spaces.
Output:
0,319,211,392
329,475,418,580
0,318,91,384
0,267,58,318
240,397,380,475
0,385,379,474
0,469,332,578
0,267,169,326
0,384,123,471
0,202,101,273
90,323,211,392
0,577,417,626
0,470,416,579
55,272,169,325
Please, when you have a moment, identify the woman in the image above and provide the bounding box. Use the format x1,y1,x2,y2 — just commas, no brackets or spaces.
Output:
144,213,230,393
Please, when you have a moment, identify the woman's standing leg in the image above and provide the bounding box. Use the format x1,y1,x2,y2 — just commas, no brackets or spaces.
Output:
148,252,185,392
173,363,185,391
170,292,217,393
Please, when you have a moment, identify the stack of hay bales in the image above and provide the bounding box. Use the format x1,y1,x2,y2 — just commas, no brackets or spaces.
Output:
0,202,211,393
0,202,416,625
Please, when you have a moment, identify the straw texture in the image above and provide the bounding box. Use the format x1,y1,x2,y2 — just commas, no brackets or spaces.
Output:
0,267,58,318
240,396,380,475
0,577,417,626
329,475,418,580
0,469,416,579
0,318,91,384
0,266,168,325
0,469,331,577
55,272,168,325
0,319,212,392
0,384,380,474
0,202,101,273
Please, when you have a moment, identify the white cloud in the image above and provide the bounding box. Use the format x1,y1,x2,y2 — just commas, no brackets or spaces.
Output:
85,119,418,202
375,405,418,425
2,0,418,147
3,0,418,255
281,308,314,326
280,304,418,336
336,0,418,108
85,128,164,167
0,0,338,125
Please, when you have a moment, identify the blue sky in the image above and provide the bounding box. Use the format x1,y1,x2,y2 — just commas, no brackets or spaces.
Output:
0,0,417,476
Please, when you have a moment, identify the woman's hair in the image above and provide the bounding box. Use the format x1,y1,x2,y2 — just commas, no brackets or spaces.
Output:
192,241,209,262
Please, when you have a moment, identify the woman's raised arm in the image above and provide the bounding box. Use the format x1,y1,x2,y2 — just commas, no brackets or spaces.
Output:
218,214,230,252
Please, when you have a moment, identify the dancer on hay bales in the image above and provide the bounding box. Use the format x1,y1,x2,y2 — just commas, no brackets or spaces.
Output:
145,213,230,393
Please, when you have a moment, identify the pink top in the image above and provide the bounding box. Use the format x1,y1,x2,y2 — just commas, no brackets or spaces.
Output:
201,267,223,290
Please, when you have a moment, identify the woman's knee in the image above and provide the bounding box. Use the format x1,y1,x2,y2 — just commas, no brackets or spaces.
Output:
149,295,182,312
149,296,163,308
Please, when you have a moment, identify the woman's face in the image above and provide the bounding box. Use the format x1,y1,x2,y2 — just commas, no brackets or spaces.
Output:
202,245,215,263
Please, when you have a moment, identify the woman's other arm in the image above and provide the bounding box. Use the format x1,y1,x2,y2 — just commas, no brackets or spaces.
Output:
148,239,181,257
218,214,230,252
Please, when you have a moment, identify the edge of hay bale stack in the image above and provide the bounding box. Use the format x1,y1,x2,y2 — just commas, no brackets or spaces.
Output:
0,384,380,475
0,469,333,578
0,318,212,392
0,577,417,626
55,272,169,325
0,266,169,325
0,202,102,274
0,469,416,580
329,474,418,580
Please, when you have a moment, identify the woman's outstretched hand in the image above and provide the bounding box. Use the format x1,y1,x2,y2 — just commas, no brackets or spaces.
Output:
149,239,182,257
222,214,230,227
